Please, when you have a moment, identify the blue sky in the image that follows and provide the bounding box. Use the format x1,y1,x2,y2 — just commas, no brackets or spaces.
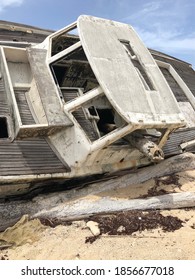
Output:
0,0,194,68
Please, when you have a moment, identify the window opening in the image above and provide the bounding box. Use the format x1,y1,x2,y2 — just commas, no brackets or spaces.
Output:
94,109,116,135
159,67,188,102
72,107,100,141
61,87,120,141
51,27,79,56
51,47,98,92
0,117,9,138
61,88,100,140
120,40,155,91
50,44,130,145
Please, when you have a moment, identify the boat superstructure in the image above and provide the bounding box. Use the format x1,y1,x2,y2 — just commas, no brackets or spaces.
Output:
0,15,194,198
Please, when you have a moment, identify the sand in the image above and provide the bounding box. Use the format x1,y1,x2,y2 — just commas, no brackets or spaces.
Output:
0,170,195,260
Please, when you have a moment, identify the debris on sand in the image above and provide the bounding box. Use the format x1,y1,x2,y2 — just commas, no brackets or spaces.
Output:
86,221,100,236
85,210,183,243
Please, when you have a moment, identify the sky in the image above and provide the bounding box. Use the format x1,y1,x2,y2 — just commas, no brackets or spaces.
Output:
0,0,194,68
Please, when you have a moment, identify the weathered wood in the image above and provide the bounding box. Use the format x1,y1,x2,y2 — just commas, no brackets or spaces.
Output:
125,134,164,162
33,191,195,222
67,152,195,197
0,152,194,232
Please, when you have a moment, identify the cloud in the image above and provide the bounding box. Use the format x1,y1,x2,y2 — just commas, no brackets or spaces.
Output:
0,0,24,12
130,1,161,19
135,27,195,53
126,0,194,25
122,0,195,65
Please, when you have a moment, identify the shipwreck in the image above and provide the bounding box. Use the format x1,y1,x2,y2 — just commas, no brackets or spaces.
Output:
0,15,194,199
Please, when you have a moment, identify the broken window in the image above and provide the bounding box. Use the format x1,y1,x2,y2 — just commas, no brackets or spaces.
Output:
51,23,79,56
49,35,133,145
51,46,98,92
94,108,116,135
159,66,188,102
50,41,130,144
51,46,105,141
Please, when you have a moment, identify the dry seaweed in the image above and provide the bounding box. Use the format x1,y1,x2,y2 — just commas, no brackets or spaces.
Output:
85,210,183,243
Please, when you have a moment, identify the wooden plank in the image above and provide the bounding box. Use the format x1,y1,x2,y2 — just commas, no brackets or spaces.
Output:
0,152,194,231
1,192,195,232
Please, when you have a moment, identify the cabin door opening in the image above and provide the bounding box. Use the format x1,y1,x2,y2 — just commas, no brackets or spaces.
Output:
0,117,8,138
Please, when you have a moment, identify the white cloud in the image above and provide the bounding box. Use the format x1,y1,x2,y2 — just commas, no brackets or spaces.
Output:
137,27,195,54
129,1,161,19
0,0,24,12
123,0,195,65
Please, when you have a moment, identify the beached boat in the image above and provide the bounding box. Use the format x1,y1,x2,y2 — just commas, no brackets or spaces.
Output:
0,15,194,198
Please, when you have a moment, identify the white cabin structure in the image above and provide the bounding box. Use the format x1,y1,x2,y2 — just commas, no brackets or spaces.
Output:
0,16,194,198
